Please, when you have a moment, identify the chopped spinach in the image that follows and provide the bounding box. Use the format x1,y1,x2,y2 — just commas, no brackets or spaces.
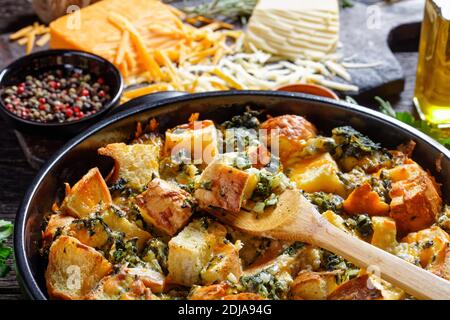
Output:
240,267,291,300
305,192,344,214
282,242,305,256
222,109,261,129
332,126,382,159
346,214,373,238
142,238,169,274
109,178,127,192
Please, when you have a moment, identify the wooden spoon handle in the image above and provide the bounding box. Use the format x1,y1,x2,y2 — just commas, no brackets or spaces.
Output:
314,223,450,300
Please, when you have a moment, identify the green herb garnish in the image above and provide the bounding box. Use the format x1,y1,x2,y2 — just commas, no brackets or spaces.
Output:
375,96,450,150
340,0,354,9
183,0,257,24
0,220,13,277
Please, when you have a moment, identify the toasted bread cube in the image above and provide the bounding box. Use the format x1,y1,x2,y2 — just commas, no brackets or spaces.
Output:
88,268,163,300
296,245,323,271
98,143,160,191
195,162,255,213
328,274,382,300
260,115,317,164
168,220,214,286
164,120,219,166
43,214,75,245
402,226,450,268
344,183,390,216
287,153,346,197
388,162,442,235
200,240,242,285
135,178,194,236
188,283,231,300
427,245,450,281
168,219,239,286
65,217,111,249
45,236,112,300
60,168,112,218
368,275,405,300
290,271,339,300
371,217,398,252
101,207,151,251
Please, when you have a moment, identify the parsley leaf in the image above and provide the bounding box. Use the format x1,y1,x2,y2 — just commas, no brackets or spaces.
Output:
0,220,13,277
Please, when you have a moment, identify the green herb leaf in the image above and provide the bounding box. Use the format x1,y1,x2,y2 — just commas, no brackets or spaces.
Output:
0,220,13,241
340,0,354,9
0,220,13,278
0,246,12,260
375,96,450,150
183,0,257,23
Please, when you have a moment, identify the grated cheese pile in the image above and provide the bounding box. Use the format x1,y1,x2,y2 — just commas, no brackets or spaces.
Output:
9,22,50,54
122,42,358,102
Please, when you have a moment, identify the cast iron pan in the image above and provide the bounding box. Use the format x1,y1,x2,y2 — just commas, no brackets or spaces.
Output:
14,91,450,300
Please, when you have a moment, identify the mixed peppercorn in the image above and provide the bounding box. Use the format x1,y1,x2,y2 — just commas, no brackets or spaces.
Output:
1,69,111,123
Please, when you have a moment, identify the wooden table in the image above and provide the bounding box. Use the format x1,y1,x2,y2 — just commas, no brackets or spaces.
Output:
0,0,420,299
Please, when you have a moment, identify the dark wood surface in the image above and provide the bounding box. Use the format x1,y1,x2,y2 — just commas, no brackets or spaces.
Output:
0,0,420,299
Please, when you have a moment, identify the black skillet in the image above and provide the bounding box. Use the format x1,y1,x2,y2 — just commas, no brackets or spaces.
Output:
13,90,450,299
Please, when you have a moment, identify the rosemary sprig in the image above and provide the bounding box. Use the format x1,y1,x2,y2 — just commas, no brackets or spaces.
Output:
182,0,353,24
182,0,257,23
340,0,354,8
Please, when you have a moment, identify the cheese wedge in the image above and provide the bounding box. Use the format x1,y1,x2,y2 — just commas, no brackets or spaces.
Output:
246,0,340,60
50,0,185,80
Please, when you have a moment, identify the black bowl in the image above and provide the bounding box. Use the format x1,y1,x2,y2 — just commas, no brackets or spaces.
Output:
0,49,124,137
14,91,450,299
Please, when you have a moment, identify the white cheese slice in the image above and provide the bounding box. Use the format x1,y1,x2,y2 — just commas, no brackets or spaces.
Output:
246,0,340,60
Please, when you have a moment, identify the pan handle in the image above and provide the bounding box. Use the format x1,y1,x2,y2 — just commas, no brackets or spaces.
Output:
109,91,188,116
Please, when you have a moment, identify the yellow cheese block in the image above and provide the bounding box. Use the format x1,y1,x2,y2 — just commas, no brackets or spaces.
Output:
50,0,183,79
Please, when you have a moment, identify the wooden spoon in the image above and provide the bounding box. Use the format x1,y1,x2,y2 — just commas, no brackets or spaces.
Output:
203,189,450,300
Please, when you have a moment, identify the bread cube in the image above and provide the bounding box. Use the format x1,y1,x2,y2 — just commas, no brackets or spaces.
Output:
88,268,164,300
388,162,442,234
188,283,231,300
427,245,450,281
98,142,160,191
287,153,346,197
260,115,317,164
65,217,111,249
195,162,255,213
368,275,405,300
402,226,450,268
101,207,151,251
45,236,112,299
164,120,219,166
135,178,194,236
200,240,242,285
43,214,75,245
60,168,112,218
168,219,241,287
168,220,214,286
328,274,382,300
371,216,398,252
290,270,339,300
343,183,390,216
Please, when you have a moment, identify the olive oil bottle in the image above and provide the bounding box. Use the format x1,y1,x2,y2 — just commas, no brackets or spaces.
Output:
414,0,450,127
